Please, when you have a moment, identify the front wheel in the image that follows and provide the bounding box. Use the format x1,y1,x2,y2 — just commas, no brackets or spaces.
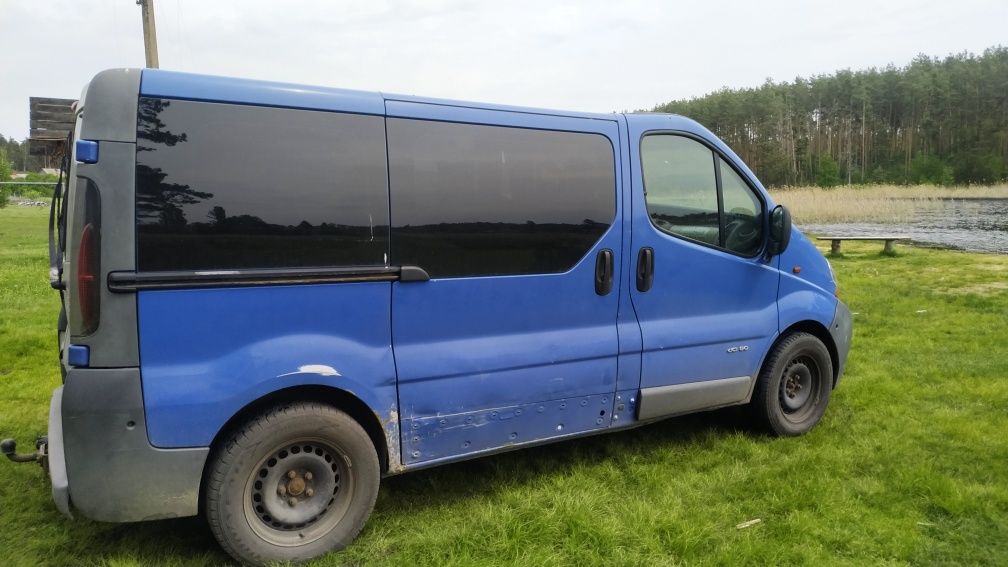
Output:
751,332,834,436
204,402,380,566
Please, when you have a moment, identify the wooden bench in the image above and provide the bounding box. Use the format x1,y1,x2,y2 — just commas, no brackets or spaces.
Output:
816,235,910,254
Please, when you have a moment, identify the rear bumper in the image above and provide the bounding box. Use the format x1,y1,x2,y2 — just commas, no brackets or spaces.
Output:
51,367,209,522
829,300,853,384
48,386,71,518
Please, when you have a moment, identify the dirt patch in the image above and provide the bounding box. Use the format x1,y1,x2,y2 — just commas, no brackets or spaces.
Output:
938,281,1008,296
972,263,1008,273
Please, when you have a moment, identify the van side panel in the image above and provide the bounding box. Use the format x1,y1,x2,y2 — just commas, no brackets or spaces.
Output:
392,272,618,409
137,283,397,449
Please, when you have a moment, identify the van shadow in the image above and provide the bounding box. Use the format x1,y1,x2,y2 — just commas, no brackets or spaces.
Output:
56,407,750,565
56,513,229,566
374,406,753,515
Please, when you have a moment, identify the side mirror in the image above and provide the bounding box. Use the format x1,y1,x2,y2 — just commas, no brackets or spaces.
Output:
767,204,792,257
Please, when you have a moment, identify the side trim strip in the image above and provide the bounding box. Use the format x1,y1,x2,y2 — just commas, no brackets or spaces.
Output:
637,376,754,421
107,265,428,292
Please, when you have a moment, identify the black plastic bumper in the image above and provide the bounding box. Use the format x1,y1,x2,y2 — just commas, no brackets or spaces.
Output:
54,367,208,522
829,300,853,383
48,386,71,517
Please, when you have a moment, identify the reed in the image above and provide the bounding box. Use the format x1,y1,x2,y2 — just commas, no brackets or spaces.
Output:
769,184,1008,224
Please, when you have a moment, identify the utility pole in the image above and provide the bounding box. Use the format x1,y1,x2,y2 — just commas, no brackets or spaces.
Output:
137,0,159,68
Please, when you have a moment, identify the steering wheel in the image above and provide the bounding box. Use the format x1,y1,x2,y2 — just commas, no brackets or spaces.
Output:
724,215,759,253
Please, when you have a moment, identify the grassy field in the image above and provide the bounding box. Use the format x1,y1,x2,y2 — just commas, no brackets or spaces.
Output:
1,205,1007,566
770,183,1008,224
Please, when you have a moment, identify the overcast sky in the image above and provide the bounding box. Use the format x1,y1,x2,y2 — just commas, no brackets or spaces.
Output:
1,0,1005,139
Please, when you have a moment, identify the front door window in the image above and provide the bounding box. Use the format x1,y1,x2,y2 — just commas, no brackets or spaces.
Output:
641,134,764,256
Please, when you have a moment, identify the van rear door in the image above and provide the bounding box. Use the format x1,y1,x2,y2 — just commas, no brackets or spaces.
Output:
388,102,624,465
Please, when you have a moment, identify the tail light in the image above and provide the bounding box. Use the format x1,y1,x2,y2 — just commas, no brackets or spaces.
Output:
76,180,101,335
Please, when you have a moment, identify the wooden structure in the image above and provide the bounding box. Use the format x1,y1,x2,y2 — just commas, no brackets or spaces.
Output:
29,97,76,168
817,235,910,254
138,0,160,68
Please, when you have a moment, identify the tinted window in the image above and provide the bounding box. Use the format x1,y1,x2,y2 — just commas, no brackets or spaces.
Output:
720,160,763,255
387,119,615,278
641,135,719,246
135,97,389,271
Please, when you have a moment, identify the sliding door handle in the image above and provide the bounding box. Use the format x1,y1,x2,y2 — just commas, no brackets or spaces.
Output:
636,247,654,292
595,248,614,296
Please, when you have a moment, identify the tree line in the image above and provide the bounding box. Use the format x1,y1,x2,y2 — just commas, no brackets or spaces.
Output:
0,136,47,173
5,48,1007,189
651,47,1008,187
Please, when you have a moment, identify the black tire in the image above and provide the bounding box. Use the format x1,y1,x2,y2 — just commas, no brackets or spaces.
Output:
205,402,380,566
751,332,833,436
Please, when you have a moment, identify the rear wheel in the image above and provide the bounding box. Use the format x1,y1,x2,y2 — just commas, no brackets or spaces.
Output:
751,332,833,436
204,402,379,566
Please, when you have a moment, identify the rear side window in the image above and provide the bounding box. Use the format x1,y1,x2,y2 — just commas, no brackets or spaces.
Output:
135,98,389,272
387,119,616,278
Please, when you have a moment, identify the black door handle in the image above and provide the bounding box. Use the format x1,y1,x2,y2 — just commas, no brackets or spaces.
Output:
636,247,654,292
595,249,613,296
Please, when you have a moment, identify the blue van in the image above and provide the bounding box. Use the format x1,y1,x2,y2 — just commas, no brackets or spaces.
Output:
3,69,851,566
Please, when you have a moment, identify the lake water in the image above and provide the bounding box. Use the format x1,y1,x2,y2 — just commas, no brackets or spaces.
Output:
803,198,1008,254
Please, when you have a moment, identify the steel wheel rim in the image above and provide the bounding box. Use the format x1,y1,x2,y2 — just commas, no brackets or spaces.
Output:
243,437,354,547
779,355,820,422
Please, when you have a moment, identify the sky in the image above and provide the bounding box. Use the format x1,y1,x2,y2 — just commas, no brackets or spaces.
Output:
1,0,1006,140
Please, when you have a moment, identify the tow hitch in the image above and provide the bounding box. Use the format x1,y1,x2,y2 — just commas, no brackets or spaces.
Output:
1,437,49,475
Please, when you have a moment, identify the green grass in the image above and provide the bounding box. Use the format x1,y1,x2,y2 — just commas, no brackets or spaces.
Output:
2,205,1007,566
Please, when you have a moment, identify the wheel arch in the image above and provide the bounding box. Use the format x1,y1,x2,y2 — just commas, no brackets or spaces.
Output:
198,385,391,513
775,320,840,387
